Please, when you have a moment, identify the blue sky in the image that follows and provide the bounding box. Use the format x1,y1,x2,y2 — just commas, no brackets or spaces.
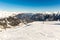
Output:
0,0,60,12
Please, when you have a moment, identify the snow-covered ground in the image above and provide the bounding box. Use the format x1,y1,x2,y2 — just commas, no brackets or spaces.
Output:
0,21,60,40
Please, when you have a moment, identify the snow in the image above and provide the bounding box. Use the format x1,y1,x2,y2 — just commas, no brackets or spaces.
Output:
1,11,60,40
0,21,60,40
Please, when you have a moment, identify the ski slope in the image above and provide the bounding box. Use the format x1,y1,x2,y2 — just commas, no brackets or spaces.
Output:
0,21,60,40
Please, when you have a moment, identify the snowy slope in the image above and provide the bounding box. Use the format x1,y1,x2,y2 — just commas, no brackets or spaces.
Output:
0,21,60,40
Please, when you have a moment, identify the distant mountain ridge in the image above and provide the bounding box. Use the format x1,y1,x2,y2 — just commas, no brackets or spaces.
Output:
0,11,60,29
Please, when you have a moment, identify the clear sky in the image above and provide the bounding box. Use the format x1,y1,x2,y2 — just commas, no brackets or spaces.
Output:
0,0,60,12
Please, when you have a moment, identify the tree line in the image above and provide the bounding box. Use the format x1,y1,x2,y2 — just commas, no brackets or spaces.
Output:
16,13,60,21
